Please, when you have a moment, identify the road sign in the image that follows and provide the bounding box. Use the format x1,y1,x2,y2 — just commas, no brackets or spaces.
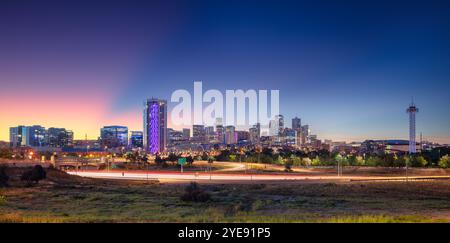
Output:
178,158,186,165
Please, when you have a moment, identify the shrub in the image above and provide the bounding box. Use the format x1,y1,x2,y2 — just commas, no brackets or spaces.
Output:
284,158,293,172
311,156,321,166
21,165,47,185
410,156,428,167
394,156,409,167
0,166,9,187
180,182,211,202
302,157,312,166
439,155,450,168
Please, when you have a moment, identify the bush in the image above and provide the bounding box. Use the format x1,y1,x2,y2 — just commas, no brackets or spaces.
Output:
21,165,47,185
410,156,428,167
0,166,9,187
394,156,409,167
180,182,211,202
439,155,450,168
284,158,293,172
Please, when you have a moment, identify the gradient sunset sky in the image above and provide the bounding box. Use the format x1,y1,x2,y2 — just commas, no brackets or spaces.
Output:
1,0,449,143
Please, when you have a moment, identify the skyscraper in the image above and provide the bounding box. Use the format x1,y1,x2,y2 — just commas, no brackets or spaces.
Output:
9,126,25,147
215,118,224,143
292,117,301,131
276,115,284,135
301,125,310,144
182,128,190,140
269,115,284,137
225,126,237,144
249,123,260,143
144,98,167,154
192,125,206,142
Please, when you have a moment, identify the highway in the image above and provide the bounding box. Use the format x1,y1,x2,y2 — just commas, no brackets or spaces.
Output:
68,170,344,181
66,170,450,183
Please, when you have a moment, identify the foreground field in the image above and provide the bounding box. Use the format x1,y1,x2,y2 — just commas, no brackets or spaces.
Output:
0,167,449,223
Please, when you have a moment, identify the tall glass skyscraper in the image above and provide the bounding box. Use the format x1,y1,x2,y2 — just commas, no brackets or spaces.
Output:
143,98,167,154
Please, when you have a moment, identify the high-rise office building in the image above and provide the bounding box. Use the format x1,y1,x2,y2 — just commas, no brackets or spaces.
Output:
276,115,284,135
236,131,250,142
205,126,214,135
168,129,184,144
130,131,143,148
292,117,301,131
182,128,190,140
100,126,128,148
249,123,261,143
301,125,310,144
9,126,25,147
284,128,297,146
215,118,224,143
269,115,284,137
27,125,47,147
192,125,206,142
269,119,278,137
144,98,167,154
48,127,73,148
225,126,237,144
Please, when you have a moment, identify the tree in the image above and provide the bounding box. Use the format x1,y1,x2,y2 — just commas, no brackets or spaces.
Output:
394,156,409,168
140,154,148,163
439,155,450,168
154,155,164,165
0,166,9,187
311,156,321,166
348,155,358,166
302,157,312,167
291,155,302,166
21,165,46,186
167,153,179,165
284,158,293,172
0,148,13,159
125,152,138,163
411,156,428,167
186,156,194,166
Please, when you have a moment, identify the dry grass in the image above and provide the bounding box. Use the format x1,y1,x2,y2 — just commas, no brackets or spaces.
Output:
0,166,449,223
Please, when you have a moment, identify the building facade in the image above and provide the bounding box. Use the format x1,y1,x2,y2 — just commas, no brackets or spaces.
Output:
143,98,167,154
100,126,128,148
130,131,143,148
48,127,73,148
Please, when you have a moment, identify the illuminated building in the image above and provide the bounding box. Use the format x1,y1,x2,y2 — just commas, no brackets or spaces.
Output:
192,125,206,142
130,131,143,148
182,128,190,140
144,98,167,154
48,127,74,148
100,126,128,148
225,126,237,144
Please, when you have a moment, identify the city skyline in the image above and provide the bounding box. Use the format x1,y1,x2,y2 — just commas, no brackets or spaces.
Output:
1,1,450,143
1,93,448,145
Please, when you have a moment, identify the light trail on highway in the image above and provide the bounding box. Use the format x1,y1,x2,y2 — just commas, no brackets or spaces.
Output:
67,170,450,183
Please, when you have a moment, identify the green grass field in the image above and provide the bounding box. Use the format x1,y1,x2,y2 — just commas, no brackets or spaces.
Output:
0,167,449,223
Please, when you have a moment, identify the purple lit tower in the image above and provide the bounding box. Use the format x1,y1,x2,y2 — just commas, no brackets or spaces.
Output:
144,98,167,154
